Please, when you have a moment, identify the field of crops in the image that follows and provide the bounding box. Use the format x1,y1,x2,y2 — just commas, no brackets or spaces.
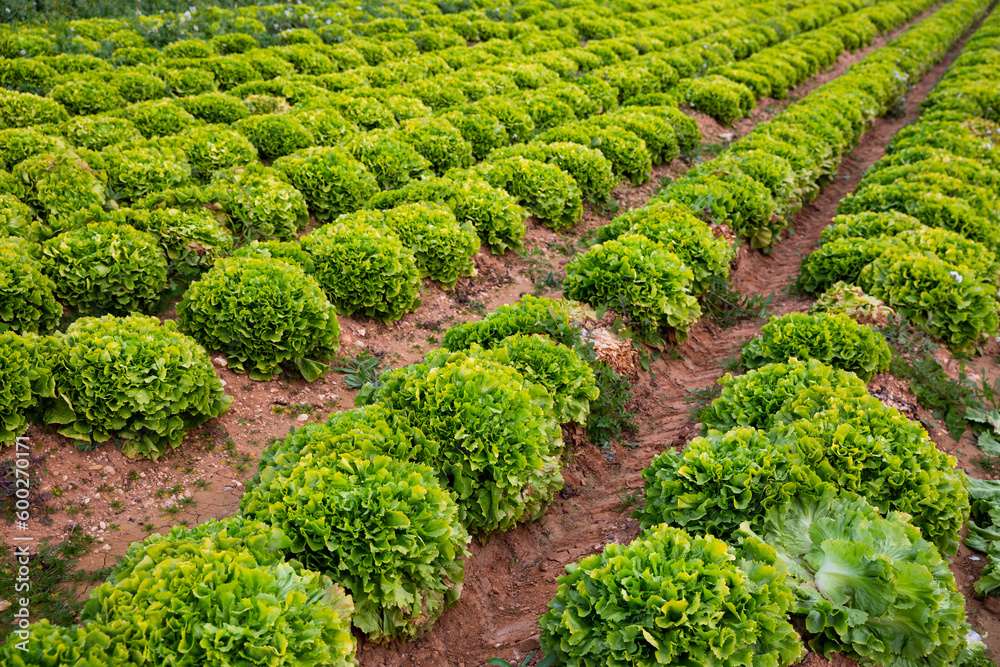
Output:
2,0,1000,665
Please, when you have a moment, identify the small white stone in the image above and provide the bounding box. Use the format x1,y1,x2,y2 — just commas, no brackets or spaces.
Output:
99,521,107,530
296,414,310,422
102,466,115,475
214,356,228,368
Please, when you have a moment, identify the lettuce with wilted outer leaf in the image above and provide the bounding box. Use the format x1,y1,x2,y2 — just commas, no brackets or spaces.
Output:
539,524,803,667
740,488,970,667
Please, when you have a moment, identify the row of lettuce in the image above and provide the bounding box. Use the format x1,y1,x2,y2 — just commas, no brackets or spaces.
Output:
0,0,928,363
1,295,598,663
797,8,1000,354
1,0,925,131
536,3,998,664
795,0,1000,606
5,290,993,667
553,0,993,351
0,0,985,462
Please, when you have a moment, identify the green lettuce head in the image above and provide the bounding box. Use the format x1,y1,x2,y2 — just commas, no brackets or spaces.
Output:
539,523,803,666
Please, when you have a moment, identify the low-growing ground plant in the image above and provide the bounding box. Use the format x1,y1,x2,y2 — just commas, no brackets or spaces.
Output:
477,334,599,425
0,238,61,334
539,524,802,666
742,489,970,667
741,312,891,381
36,221,168,315
300,220,422,323
359,352,563,535
36,314,231,459
563,234,702,344
179,256,340,382
242,453,470,642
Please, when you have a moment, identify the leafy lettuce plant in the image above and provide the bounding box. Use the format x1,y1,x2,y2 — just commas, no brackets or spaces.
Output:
380,202,480,288
207,165,308,241
176,91,251,124
367,175,527,255
179,256,340,382
48,79,125,116
964,477,1000,596
0,332,39,445
109,516,291,582
741,312,891,381
486,141,617,205
0,193,30,238
858,248,999,353
0,619,146,667
242,453,470,642
301,220,421,323
819,211,922,245
0,127,66,170
37,314,231,459
539,523,803,667
12,152,105,225
679,75,755,124
808,282,895,326
121,206,234,284
657,171,779,251
595,200,734,296
0,90,69,128
82,537,357,667
360,351,563,535
777,391,968,555
441,295,577,350
37,221,167,315
342,130,429,190
477,334,599,425
273,147,378,222
60,115,143,150
471,156,583,231
100,145,192,203
401,117,475,174
538,121,652,185
0,239,61,334
740,488,970,667
234,113,315,159
563,234,701,343
700,358,869,433
797,237,894,295
177,125,258,180
639,427,823,536
119,99,198,138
